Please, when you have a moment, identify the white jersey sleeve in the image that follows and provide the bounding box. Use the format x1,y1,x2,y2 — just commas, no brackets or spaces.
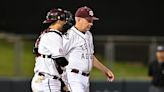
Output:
63,30,75,56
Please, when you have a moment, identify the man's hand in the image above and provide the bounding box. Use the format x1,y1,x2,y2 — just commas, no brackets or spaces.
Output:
105,69,114,82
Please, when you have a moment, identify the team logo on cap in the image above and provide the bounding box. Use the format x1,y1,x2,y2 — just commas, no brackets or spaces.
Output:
89,10,94,17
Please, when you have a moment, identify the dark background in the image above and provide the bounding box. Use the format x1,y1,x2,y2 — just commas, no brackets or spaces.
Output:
0,0,163,36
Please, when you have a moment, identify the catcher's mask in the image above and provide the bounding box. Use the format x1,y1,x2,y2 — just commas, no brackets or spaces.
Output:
43,8,73,32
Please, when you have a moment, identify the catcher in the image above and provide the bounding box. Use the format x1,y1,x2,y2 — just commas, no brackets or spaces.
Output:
31,8,73,92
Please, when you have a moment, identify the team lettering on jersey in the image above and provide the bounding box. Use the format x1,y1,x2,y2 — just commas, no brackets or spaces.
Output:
80,43,87,50
81,53,93,59
79,43,93,59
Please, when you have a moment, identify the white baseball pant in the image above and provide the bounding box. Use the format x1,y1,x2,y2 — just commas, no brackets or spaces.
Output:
31,73,61,92
66,70,90,92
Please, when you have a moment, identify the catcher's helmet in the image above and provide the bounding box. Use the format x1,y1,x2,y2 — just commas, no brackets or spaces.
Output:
43,8,73,24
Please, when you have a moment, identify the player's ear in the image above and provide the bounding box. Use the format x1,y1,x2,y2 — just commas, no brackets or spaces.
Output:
75,17,80,22
55,20,60,23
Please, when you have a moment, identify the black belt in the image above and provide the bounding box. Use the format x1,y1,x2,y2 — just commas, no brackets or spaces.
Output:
71,69,90,77
38,72,70,92
37,54,52,58
42,55,52,58
38,72,59,80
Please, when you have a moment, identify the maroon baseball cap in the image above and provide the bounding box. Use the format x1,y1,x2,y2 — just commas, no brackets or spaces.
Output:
75,6,99,21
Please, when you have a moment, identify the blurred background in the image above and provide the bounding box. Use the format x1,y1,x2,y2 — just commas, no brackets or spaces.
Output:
0,0,163,92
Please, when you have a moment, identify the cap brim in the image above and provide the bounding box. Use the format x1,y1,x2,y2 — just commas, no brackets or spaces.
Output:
85,17,99,22
92,17,99,20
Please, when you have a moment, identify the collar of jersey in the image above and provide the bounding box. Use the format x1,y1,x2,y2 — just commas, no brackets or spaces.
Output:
49,28,62,35
71,26,86,38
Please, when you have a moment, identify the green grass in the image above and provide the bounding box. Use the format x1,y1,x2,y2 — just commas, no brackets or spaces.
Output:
20,40,35,77
91,62,149,81
0,39,15,76
0,39,149,80
0,39,35,77
113,62,149,80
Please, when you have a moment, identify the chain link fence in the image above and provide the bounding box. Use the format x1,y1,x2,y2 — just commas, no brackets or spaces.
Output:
1,32,164,79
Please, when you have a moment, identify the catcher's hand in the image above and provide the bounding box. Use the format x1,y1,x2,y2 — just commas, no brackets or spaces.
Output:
62,85,70,92
60,79,70,92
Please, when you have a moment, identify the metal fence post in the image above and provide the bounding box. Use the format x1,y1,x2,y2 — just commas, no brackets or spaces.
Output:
13,36,23,76
105,38,115,68
148,37,157,63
